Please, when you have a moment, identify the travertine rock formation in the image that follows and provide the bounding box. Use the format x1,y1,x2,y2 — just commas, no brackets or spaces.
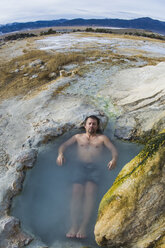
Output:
95,132,165,248
101,62,165,141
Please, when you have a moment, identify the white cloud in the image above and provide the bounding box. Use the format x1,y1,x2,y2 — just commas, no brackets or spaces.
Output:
0,0,164,24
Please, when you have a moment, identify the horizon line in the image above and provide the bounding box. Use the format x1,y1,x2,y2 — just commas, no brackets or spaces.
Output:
1,16,165,26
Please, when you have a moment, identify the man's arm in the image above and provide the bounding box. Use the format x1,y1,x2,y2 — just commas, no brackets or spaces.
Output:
102,135,118,170
56,135,77,166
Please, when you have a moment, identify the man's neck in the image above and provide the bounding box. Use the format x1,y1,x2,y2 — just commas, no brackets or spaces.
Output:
86,132,97,139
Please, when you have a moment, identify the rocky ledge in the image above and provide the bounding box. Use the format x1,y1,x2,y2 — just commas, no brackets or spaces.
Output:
95,132,165,248
101,62,165,141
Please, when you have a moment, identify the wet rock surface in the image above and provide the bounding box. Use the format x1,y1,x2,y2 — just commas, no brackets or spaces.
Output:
95,133,165,248
0,32,165,247
0,216,32,247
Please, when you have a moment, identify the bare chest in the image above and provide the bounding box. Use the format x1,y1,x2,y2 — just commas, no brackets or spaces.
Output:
77,137,103,149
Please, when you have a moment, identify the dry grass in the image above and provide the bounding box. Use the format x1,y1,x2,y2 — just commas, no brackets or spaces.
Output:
53,82,71,97
86,50,165,67
78,32,165,43
132,55,165,66
0,49,85,101
0,34,164,102
108,53,165,66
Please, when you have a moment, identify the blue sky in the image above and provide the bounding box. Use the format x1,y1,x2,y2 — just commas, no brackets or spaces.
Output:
0,0,165,24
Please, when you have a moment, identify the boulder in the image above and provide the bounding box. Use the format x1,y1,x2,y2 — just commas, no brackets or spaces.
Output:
30,74,38,79
48,72,57,79
60,70,73,77
94,132,165,248
29,59,43,68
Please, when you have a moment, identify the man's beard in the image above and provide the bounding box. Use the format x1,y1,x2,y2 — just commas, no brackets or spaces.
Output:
88,128,96,134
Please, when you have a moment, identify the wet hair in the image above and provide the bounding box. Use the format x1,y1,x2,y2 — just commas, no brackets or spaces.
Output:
84,115,100,125
84,115,102,133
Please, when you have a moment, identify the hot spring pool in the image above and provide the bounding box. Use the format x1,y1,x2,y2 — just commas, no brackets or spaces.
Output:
11,126,143,247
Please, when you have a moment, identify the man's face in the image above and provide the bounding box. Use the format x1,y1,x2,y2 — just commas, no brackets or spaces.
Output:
84,118,98,134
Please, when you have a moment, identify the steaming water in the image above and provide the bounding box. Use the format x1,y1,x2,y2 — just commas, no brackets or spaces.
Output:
12,125,143,247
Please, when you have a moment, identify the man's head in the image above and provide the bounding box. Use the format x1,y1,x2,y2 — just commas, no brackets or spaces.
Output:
84,115,100,135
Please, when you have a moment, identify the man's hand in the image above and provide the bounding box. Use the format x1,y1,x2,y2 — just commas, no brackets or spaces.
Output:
107,159,116,170
56,153,65,166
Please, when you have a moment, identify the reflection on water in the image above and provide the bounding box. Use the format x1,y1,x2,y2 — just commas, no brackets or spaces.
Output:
11,126,143,247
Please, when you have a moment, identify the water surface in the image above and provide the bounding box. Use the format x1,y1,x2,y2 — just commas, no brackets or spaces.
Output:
12,125,143,247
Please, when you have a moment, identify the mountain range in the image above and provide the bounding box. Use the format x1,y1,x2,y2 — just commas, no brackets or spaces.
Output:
0,17,165,35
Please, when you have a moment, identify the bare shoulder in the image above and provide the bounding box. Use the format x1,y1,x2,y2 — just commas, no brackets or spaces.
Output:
98,134,109,140
99,134,112,142
75,133,85,140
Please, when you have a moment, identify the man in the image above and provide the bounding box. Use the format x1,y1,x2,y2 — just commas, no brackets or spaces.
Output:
56,115,118,239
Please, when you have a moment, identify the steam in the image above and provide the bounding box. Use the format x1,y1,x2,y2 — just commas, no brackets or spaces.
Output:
12,128,142,245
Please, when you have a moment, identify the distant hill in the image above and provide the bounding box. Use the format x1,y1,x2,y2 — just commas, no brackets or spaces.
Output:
0,17,165,35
